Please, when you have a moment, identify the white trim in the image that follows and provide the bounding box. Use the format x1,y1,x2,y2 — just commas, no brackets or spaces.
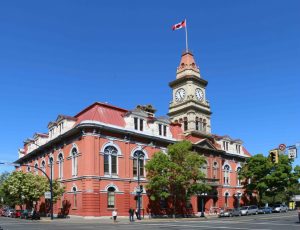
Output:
130,146,149,160
71,183,78,192
224,191,231,197
235,163,242,171
104,184,119,192
100,141,122,156
223,162,231,170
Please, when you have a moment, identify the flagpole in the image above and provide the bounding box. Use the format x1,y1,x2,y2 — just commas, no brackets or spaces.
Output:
185,19,188,52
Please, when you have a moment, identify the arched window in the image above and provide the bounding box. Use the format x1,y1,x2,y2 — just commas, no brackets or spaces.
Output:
133,150,145,177
195,117,199,130
200,161,208,178
49,157,54,179
27,166,31,172
72,186,77,208
71,148,78,177
107,187,116,208
236,167,242,186
34,163,38,175
58,153,64,179
41,160,46,176
213,161,219,179
104,146,118,176
223,165,230,185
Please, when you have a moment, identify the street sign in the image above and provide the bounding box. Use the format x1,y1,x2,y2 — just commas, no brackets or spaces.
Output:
279,144,286,151
288,148,297,159
44,192,51,199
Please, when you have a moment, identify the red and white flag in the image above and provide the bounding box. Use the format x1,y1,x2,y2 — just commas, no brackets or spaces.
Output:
172,20,186,31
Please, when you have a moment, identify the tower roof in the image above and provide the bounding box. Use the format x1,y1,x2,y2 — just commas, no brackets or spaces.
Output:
176,51,200,78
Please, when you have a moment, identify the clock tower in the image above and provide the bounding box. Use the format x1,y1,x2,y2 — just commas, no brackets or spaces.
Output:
168,51,212,135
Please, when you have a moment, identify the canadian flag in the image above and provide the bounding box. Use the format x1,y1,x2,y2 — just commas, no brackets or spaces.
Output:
172,20,186,31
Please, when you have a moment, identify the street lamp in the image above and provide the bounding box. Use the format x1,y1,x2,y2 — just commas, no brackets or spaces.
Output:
135,149,145,220
200,193,207,217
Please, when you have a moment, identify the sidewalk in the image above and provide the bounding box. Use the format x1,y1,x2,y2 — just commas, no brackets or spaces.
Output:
40,214,219,224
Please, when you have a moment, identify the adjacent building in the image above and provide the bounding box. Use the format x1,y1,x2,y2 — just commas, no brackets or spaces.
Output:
15,51,251,217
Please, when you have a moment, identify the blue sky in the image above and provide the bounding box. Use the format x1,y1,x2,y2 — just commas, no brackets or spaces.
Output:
0,0,299,173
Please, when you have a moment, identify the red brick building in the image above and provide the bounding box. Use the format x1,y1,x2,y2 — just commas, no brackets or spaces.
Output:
16,51,251,217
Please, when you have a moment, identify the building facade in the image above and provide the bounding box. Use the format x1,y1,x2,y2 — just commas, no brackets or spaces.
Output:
16,51,251,217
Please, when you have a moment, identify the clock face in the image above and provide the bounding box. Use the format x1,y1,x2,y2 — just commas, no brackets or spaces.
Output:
195,88,204,101
175,88,186,102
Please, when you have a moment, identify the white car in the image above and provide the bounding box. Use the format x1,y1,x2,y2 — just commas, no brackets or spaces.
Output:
273,204,288,213
240,205,258,215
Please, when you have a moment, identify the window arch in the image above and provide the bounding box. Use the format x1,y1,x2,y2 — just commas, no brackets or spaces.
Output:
27,165,31,172
41,160,46,175
133,150,145,177
107,187,116,208
103,146,118,176
49,156,54,179
224,192,230,207
71,148,78,177
34,163,38,175
72,186,77,208
58,153,64,179
213,161,219,179
223,164,230,185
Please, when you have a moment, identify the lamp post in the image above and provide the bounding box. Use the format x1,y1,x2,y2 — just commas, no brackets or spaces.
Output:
200,193,207,217
136,150,145,220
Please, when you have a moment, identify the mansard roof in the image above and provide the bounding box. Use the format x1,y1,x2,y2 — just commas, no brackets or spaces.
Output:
74,102,128,127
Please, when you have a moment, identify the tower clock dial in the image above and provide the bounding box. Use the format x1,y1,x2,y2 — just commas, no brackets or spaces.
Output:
175,88,186,102
195,88,204,101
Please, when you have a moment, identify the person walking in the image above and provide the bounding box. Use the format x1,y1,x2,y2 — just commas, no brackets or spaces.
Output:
129,207,134,222
112,209,117,223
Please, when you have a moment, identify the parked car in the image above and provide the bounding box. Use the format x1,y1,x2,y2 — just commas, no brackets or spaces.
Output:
219,208,234,217
240,205,258,215
258,206,273,214
11,210,21,218
273,204,288,213
5,209,14,217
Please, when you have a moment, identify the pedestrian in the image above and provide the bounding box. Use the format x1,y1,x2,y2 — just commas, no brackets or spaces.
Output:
112,209,117,223
135,208,139,220
129,207,134,222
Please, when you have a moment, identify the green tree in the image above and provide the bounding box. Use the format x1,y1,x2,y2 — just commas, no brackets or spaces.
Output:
0,171,65,208
0,171,11,205
145,140,210,216
239,153,300,205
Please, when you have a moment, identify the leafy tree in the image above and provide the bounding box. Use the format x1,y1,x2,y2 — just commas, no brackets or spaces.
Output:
239,153,300,205
0,171,11,205
145,140,210,216
0,171,65,208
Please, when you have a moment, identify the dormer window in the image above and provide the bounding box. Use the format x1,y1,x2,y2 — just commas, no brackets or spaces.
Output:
158,124,167,136
223,141,229,151
236,144,241,154
134,117,144,131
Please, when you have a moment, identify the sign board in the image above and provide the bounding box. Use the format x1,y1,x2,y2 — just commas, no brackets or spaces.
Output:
44,192,51,199
279,144,286,151
288,148,297,159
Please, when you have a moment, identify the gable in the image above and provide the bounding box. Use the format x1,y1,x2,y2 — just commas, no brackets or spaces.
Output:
194,139,217,150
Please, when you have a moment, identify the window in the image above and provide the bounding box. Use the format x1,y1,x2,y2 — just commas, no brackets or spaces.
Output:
223,141,229,151
41,160,46,175
203,119,207,132
200,161,208,178
236,167,242,186
72,187,77,209
58,153,63,179
27,166,31,172
133,150,145,177
71,148,78,177
236,145,241,154
134,117,138,130
34,163,38,175
140,119,144,131
158,124,167,136
49,157,54,179
213,162,218,179
195,117,199,130
184,117,188,131
107,187,116,208
104,146,118,176
134,117,144,131
224,165,230,185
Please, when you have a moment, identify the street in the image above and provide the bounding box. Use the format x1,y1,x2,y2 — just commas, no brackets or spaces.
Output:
0,211,299,230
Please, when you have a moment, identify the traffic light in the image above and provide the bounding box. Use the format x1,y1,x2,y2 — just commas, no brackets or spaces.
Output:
269,150,279,164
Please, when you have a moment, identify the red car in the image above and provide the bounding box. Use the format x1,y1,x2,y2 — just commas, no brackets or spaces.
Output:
12,210,21,218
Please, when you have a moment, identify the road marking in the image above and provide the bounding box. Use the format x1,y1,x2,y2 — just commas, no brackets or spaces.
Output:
141,223,271,230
